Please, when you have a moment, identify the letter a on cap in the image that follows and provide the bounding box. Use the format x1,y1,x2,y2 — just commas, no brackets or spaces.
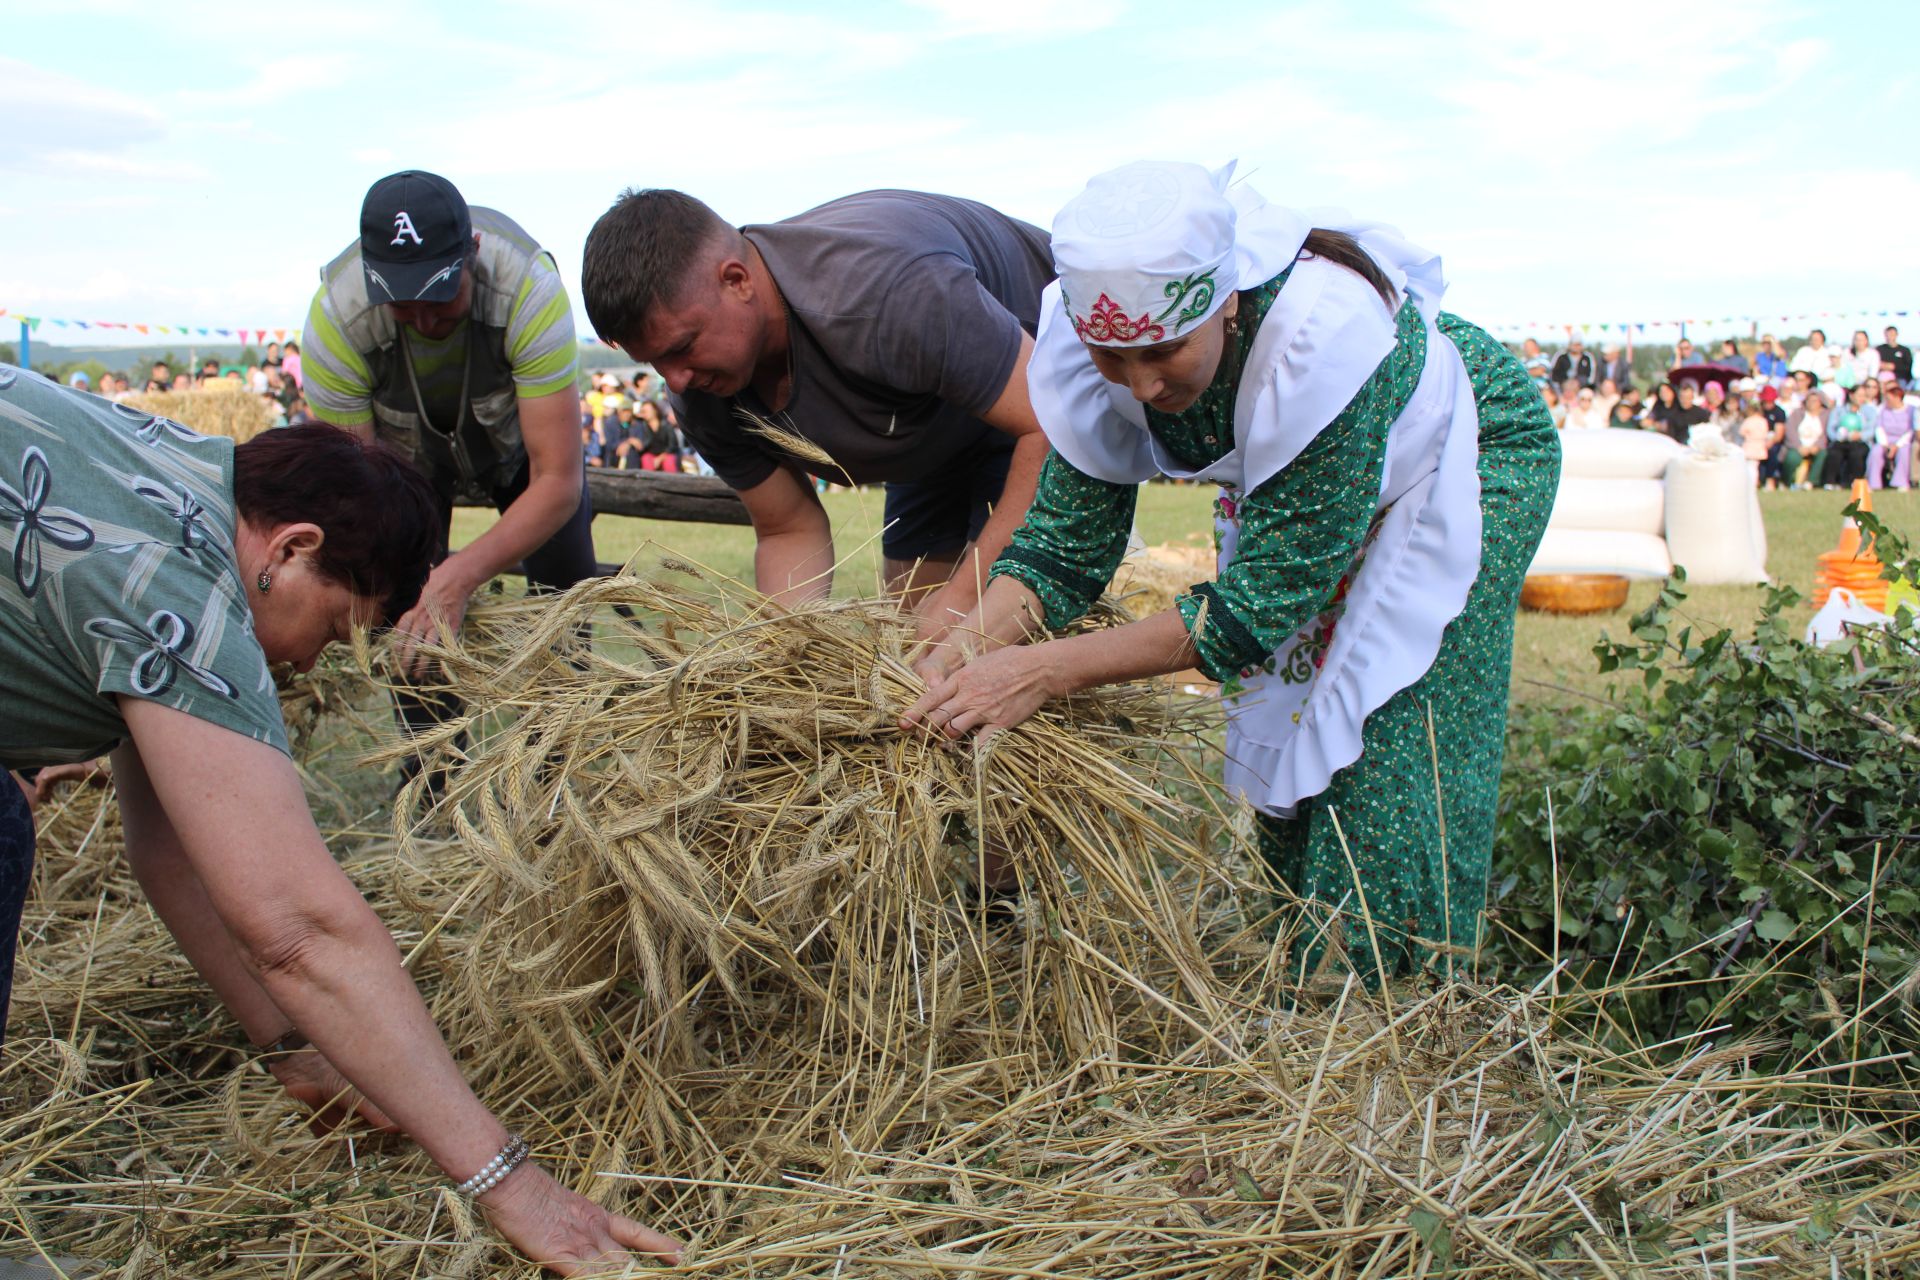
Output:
391,211,423,246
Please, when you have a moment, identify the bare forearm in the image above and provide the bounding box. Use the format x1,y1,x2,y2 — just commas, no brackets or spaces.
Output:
456,468,581,583
1035,607,1198,694
955,574,1050,657
755,526,835,607
120,705,512,1183
248,915,511,1177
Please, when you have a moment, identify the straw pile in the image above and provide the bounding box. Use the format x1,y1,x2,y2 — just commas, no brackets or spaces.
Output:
122,387,273,442
1111,538,1217,620
4,568,1919,1277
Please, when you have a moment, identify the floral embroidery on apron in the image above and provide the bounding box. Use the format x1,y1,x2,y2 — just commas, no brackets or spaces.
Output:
1214,486,1391,710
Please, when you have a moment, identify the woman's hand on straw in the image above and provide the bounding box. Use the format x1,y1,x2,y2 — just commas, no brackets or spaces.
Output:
911,636,969,688
268,1048,402,1137
901,643,1061,741
478,1162,685,1274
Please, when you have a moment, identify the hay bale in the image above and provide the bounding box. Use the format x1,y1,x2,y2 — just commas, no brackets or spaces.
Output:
4,571,1919,1276
122,388,273,442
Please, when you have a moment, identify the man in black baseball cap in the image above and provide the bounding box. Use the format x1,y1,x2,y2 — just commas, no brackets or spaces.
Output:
359,170,473,307
302,170,596,787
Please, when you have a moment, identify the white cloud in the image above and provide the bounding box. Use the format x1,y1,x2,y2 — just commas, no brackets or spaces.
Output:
173,53,359,110
0,57,168,176
906,0,1121,38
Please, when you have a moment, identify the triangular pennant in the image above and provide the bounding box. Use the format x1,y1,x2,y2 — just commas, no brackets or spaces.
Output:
134,324,148,335
24,317,41,331
274,328,286,342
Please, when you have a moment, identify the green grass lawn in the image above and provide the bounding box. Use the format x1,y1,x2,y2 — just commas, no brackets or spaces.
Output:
452,483,1920,708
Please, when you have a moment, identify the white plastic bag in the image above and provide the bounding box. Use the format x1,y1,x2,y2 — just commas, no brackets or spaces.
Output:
1665,451,1769,585
1804,588,1892,647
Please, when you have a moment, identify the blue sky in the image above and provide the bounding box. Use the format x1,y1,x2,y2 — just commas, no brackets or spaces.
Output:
4,0,1917,348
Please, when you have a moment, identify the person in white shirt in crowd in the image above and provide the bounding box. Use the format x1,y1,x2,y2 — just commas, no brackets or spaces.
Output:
1789,328,1841,383
1848,329,1882,384
1594,377,1622,422
1563,384,1609,430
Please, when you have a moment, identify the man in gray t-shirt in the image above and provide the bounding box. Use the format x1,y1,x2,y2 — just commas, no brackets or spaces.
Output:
581,188,1055,642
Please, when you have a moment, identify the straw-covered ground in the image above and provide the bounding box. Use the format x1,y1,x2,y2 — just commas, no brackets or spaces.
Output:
4,564,1918,1277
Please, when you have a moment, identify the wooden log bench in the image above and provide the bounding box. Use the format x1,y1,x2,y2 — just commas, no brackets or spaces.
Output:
457,469,750,579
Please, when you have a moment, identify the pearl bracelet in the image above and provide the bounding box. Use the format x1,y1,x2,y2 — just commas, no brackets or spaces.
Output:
455,1134,531,1197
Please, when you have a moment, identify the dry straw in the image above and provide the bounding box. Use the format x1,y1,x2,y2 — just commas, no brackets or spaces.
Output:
3,566,1917,1276
1110,539,1219,621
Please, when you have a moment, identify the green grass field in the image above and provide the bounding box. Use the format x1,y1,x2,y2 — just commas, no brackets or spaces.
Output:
452,483,1920,707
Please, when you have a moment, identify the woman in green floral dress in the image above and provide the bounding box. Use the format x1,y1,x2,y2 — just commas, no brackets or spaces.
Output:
905,161,1559,977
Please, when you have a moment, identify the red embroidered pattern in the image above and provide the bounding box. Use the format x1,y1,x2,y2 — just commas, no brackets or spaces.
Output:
1073,294,1165,344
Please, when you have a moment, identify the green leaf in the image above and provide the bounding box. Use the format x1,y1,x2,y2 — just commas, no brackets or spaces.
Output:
1232,1168,1263,1202
1410,1207,1455,1270
1755,910,1797,942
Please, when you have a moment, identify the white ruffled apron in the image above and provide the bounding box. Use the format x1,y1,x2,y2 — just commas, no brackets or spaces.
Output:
1195,309,1484,817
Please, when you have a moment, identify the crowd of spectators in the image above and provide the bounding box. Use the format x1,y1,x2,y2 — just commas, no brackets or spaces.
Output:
578,369,704,474
57,341,312,429
1516,325,1916,492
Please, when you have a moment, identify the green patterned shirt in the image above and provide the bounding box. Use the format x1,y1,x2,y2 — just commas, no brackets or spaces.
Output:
0,367,289,770
992,266,1427,683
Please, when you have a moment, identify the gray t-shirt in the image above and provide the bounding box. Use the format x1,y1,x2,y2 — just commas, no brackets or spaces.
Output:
673,190,1054,489
0,366,288,771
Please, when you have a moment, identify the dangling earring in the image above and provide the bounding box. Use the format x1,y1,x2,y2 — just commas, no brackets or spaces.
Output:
257,570,272,593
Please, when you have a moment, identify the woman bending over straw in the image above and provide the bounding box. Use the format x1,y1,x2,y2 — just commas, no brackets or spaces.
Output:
906,162,1559,977
0,369,680,1273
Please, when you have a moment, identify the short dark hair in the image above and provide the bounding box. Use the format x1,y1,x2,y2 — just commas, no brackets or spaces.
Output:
233,425,440,624
1809,327,1826,341
580,188,736,345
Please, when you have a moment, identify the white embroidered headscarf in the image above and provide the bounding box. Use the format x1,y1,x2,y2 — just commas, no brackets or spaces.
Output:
1053,162,1240,347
